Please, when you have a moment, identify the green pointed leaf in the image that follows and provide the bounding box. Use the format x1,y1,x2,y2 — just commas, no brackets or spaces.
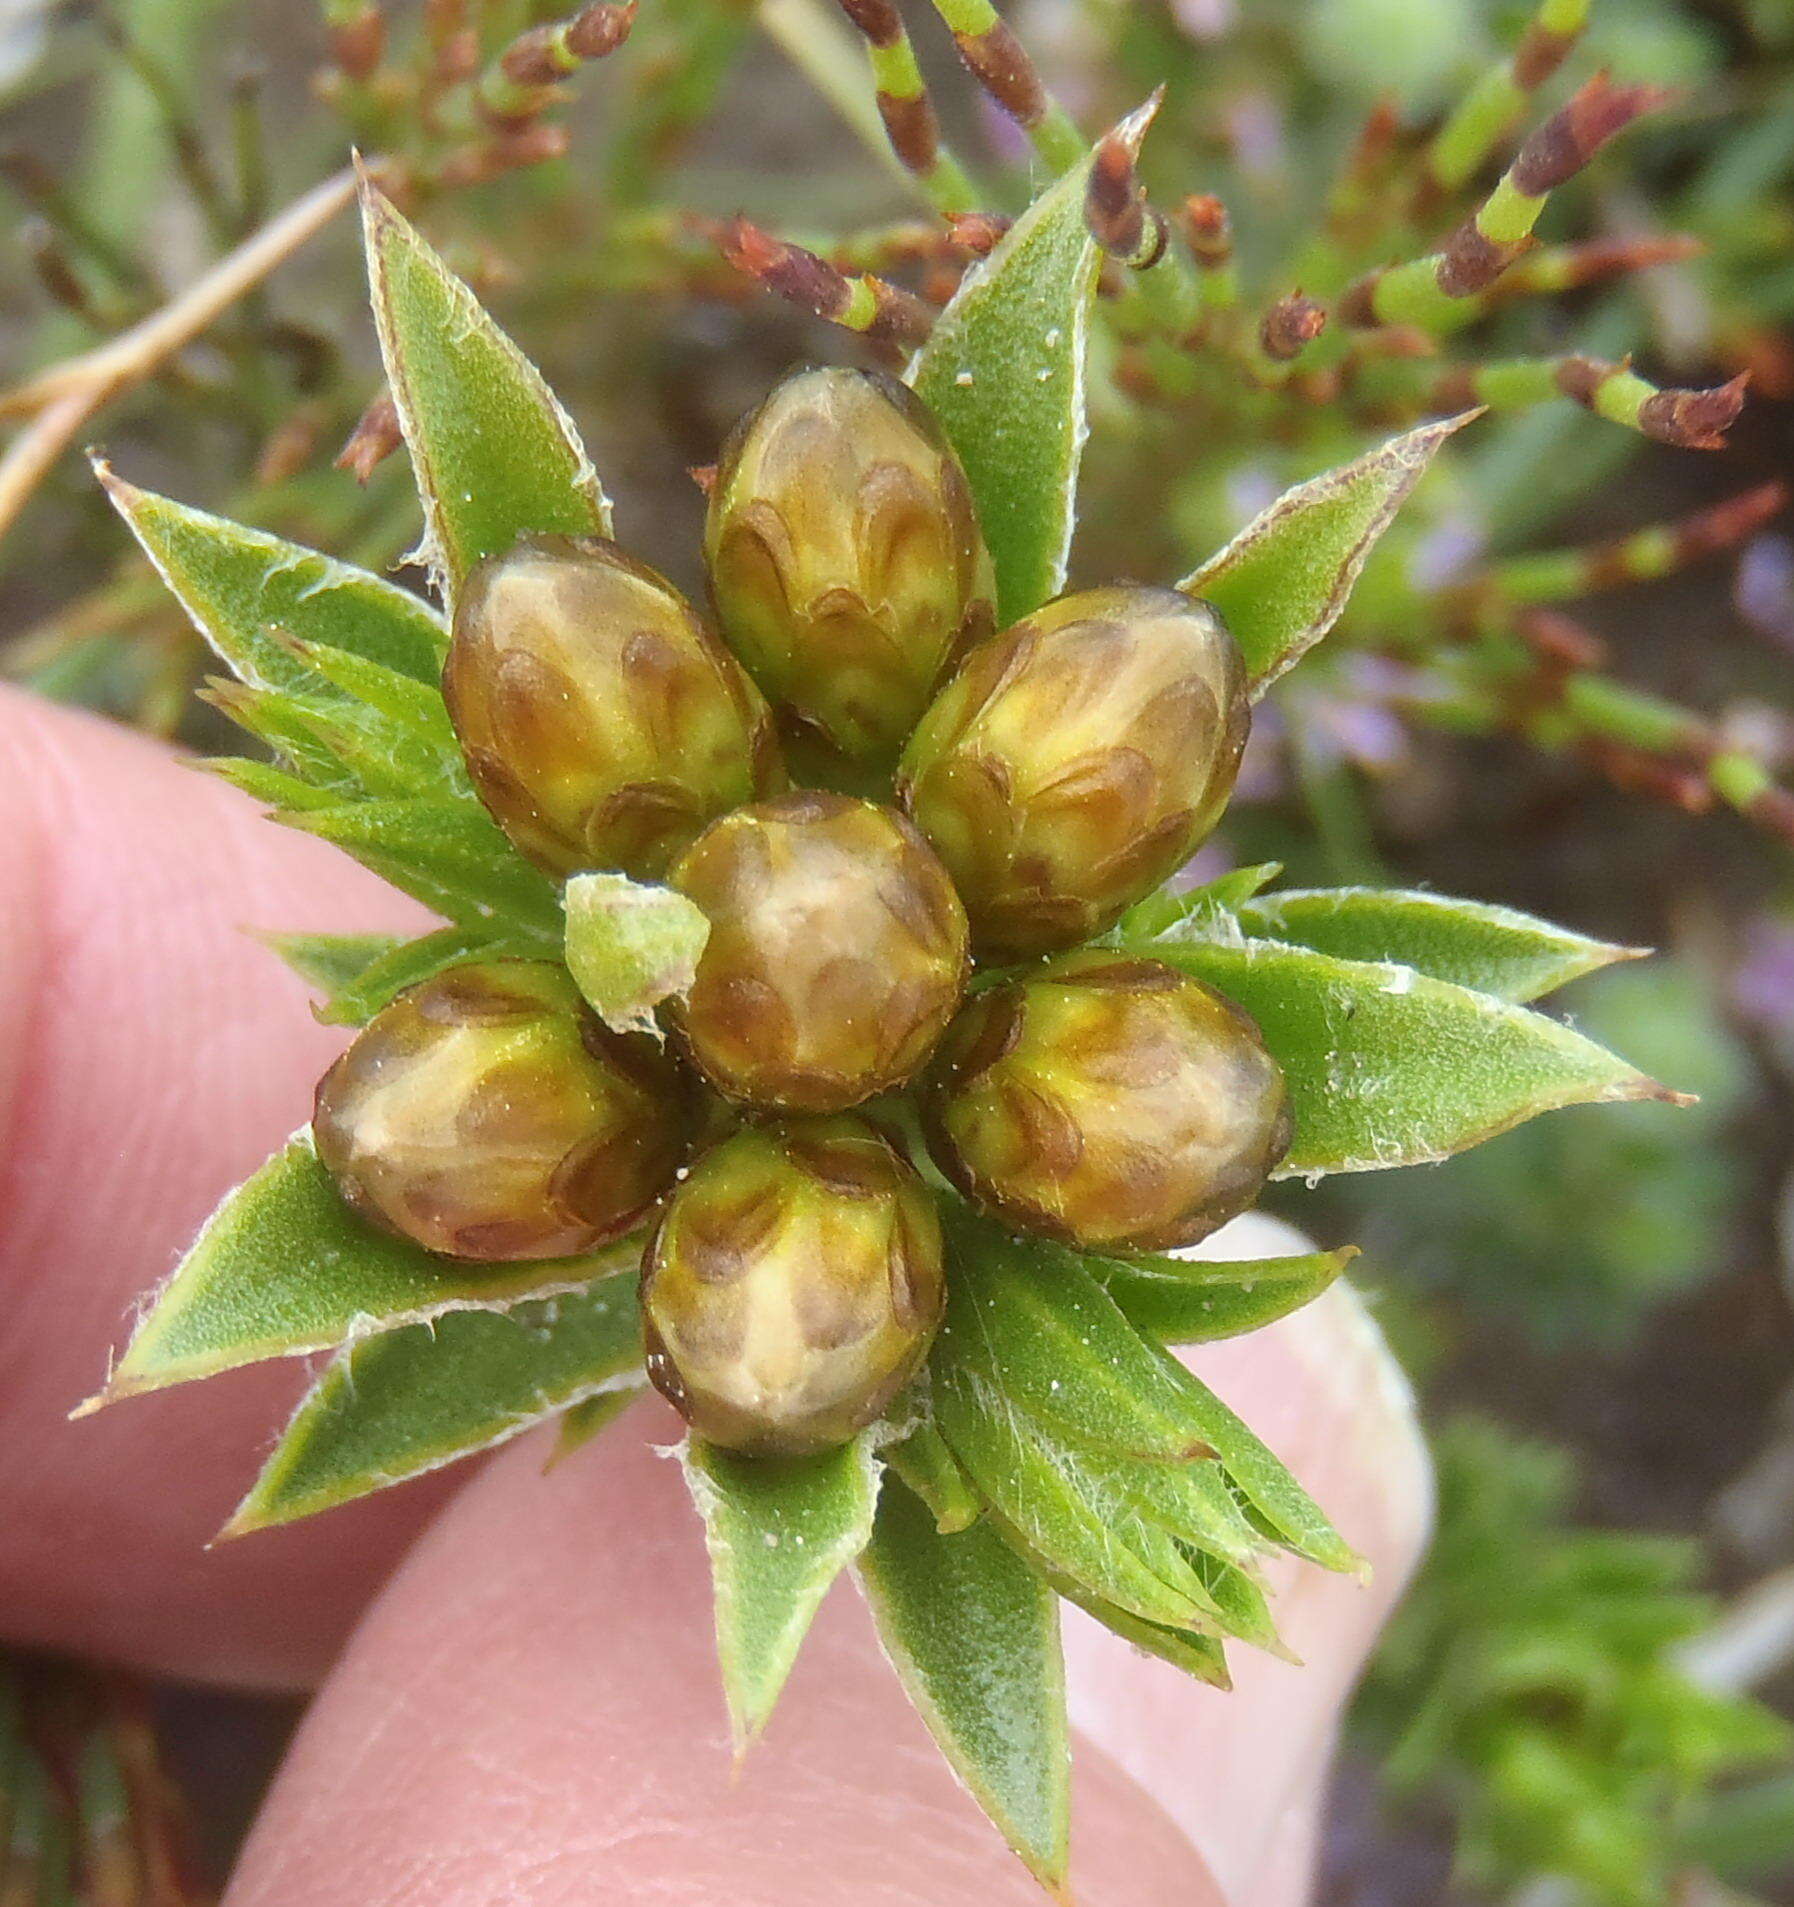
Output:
941,1206,1222,1466
563,872,711,1037
261,931,405,997
1177,412,1478,691
87,1135,641,1405
95,463,446,686
933,1362,1231,1635
278,798,563,940
682,1432,882,1748
1140,936,1682,1177
931,1206,1353,1629
202,756,338,811
275,634,462,761
309,924,539,1026
909,99,1157,622
884,1423,984,1535
1122,861,1285,938
1147,1347,1361,1574
550,1387,637,1467
1094,1248,1358,1344
1219,887,1642,1003
1055,1572,1232,1688
207,679,450,802
360,177,609,600
860,1480,1069,1892
226,1273,644,1533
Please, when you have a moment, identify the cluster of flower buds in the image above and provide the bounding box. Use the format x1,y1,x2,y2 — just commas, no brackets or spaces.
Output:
312,368,1290,1453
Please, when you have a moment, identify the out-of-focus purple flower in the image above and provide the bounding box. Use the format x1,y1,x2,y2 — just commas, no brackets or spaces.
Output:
1409,517,1486,594
1732,916,1794,1035
1168,0,1236,41
1225,90,1288,184
1234,696,1287,802
1165,841,1236,894
1226,465,1282,527
976,93,1033,167
1737,535,1794,652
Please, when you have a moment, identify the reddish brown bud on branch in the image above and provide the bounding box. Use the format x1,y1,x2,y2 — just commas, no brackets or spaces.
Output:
1519,608,1608,672
1085,128,1164,265
1176,193,1233,268
953,18,1047,128
1259,293,1327,362
330,2,385,80
946,211,1011,256
1513,13,1582,89
878,92,941,175
334,392,402,485
1636,372,1751,451
1509,72,1669,199
834,0,903,44
719,217,934,345
564,0,636,58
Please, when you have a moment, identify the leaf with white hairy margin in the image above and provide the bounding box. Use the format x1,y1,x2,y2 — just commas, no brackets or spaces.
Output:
1223,887,1641,1003
682,1432,882,1750
563,872,711,1037
910,98,1159,623
225,1274,644,1533
1140,936,1686,1177
1178,412,1479,693
95,463,446,687
860,1480,1070,1893
80,1135,641,1408
360,172,610,603
1092,1248,1358,1344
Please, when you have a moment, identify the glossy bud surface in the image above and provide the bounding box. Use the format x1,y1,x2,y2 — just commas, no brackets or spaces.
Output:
445,534,783,880
669,791,969,1112
313,961,692,1260
704,368,997,765
924,950,1290,1252
897,585,1248,958
642,1116,946,1455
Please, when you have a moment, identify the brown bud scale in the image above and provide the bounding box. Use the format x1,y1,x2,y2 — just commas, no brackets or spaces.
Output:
314,961,694,1260
445,534,784,880
669,792,970,1113
642,1116,945,1454
924,951,1292,1252
706,367,996,764
898,585,1249,959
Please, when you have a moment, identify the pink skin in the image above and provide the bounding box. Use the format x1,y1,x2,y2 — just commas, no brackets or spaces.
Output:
0,683,1432,1904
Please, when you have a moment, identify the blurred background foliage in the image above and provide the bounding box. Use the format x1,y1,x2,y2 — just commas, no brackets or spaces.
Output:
3,0,1794,1898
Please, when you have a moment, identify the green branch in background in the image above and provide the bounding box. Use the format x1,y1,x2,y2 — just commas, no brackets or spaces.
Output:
1352,1419,1790,1907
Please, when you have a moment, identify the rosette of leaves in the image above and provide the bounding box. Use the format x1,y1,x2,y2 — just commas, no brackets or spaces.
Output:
81,146,1685,1893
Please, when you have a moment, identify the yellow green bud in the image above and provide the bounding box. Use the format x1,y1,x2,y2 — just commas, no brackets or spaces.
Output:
704,368,997,766
896,586,1249,959
668,791,970,1113
923,950,1290,1252
444,534,784,881
641,1116,946,1454
312,960,693,1260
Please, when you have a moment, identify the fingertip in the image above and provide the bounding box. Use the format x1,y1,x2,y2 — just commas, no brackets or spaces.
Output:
0,684,449,1684
229,1418,1223,1907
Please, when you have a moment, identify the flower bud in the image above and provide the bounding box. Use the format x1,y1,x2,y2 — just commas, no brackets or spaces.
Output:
641,1116,946,1454
313,960,693,1260
923,950,1290,1252
703,368,997,766
444,534,783,880
896,586,1249,959
668,791,970,1112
